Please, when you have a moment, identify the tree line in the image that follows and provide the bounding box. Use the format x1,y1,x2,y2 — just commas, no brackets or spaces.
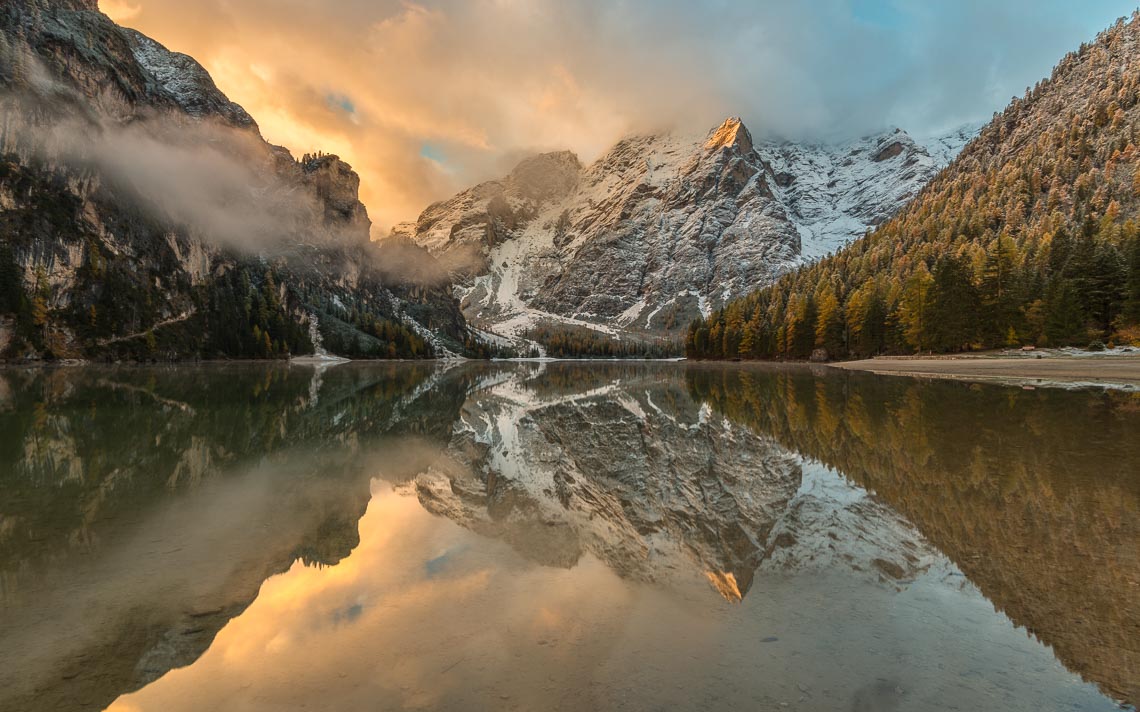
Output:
524,324,682,359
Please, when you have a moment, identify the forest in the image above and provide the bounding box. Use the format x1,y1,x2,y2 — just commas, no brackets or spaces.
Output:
523,324,682,359
687,16,1140,360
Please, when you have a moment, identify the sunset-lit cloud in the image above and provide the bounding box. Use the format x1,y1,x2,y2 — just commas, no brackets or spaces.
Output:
101,0,1135,233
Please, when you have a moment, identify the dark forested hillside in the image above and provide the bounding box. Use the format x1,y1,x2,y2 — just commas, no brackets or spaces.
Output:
688,13,1140,360
0,0,464,362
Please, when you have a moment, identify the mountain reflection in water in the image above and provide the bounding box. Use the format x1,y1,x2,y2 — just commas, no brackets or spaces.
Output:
0,362,1135,712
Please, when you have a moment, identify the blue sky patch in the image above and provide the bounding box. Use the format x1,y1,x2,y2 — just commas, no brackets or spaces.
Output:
420,142,446,164
327,93,356,116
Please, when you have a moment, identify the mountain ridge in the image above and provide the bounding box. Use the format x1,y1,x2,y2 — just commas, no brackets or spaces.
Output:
394,116,977,344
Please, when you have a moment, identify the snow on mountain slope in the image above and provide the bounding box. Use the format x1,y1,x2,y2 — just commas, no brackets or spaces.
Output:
763,124,980,260
918,123,984,167
121,28,257,130
396,118,978,340
414,365,941,600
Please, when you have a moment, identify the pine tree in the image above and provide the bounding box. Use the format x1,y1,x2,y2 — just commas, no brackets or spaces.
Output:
1124,235,1140,324
792,294,818,358
926,255,980,352
738,319,756,356
1076,243,1128,334
980,235,1021,345
1045,279,1086,345
814,290,845,357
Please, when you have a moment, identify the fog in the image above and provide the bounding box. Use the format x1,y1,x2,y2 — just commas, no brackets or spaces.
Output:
1,46,473,284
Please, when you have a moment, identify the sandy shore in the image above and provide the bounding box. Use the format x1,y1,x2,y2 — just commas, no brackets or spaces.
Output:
831,356,1140,389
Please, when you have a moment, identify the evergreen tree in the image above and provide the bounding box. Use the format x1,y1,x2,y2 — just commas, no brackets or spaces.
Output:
1080,243,1128,334
792,294,818,358
815,290,845,357
926,255,980,352
1045,279,1087,345
1124,235,1140,324
846,282,887,356
1048,227,1074,278
899,268,934,352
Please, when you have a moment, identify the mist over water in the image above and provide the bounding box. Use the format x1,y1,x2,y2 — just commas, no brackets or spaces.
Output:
0,362,1135,711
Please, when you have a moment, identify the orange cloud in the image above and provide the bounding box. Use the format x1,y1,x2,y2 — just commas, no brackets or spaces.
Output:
98,0,1129,237
96,0,719,235
100,0,141,20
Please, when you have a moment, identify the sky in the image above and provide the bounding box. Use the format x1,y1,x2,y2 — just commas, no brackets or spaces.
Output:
100,0,1137,234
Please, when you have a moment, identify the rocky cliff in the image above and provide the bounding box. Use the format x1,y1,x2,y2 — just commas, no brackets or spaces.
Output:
395,118,976,341
0,0,467,361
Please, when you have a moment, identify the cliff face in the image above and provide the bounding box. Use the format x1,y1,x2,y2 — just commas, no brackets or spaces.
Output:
0,0,467,361
395,118,975,341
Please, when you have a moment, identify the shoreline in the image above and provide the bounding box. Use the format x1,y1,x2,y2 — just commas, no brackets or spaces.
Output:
6,355,1140,392
830,356,1140,391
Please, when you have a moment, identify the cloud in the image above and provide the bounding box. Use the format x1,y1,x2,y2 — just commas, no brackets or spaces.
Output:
1,37,487,285
94,0,1140,232
34,114,365,253
98,0,141,20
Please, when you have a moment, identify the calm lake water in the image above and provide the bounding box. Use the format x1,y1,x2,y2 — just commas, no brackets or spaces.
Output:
0,362,1136,712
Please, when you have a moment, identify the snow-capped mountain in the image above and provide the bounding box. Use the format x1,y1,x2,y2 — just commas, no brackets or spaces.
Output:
413,364,940,601
395,118,978,339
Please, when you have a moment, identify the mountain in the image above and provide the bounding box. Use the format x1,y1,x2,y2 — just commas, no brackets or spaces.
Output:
687,13,1140,360
416,364,938,602
767,125,979,260
0,0,468,362
394,118,975,343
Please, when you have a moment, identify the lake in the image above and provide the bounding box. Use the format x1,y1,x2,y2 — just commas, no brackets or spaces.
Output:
0,362,1136,711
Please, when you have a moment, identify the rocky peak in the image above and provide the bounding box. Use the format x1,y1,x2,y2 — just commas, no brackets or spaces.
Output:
400,117,978,341
869,128,918,162
121,28,256,130
705,116,754,154
507,150,582,203
9,0,99,11
0,4,470,362
1,0,167,122
761,124,977,260
300,154,371,239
